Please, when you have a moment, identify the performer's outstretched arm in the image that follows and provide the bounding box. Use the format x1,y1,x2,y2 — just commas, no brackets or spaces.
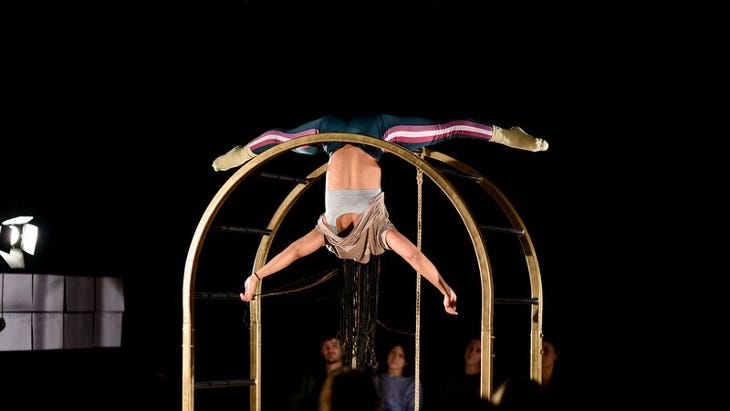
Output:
384,229,458,315
240,228,325,301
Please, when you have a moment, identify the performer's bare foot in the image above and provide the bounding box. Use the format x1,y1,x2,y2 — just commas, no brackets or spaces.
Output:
492,126,549,152
212,144,256,171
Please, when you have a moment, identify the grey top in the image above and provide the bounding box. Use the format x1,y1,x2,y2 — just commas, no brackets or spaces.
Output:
316,191,394,264
324,188,382,233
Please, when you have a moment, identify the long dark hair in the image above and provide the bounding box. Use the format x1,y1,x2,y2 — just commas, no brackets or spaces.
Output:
338,256,380,374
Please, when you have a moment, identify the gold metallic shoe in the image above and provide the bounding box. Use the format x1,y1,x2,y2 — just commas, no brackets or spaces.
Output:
212,144,256,171
492,126,549,152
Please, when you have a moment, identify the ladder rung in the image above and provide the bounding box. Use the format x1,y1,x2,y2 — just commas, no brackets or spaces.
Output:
256,171,309,184
435,166,483,181
214,225,272,235
495,297,539,305
479,225,525,236
195,379,254,390
195,292,240,300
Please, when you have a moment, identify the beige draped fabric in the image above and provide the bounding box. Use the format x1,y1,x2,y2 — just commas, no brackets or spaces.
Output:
315,192,394,263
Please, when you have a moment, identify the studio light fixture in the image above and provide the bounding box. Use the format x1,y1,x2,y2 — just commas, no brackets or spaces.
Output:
0,216,38,269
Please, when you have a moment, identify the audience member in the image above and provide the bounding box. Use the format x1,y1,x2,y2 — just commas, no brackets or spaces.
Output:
541,338,562,410
319,367,381,411
288,335,344,411
378,343,422,411
433,337,483,409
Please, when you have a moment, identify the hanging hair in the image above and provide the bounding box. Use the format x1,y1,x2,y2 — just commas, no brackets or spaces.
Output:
338,256,380,374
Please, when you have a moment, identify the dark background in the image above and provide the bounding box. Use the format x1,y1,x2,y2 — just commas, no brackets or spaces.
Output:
1,2,643,410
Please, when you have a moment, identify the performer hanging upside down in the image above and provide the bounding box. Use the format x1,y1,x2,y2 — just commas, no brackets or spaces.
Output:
213,113,548,316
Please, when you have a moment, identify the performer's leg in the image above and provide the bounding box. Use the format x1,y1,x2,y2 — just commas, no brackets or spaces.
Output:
212,117,325,171
378,114,548,152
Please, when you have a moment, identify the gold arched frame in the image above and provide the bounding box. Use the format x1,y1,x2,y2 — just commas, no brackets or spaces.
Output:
183,133,542,410
424,149,544,384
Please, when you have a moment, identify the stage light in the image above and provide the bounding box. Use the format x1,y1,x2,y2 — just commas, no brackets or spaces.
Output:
0,216,38,269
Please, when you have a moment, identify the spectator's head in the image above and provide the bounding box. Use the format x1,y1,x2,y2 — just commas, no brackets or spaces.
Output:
319,367,380,411
385,344,409,376
542,339,559,368
464,338,482,374
320,336,343,366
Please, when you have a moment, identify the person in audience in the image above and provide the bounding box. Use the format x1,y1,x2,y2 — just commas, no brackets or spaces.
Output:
434,337,483,409
319,366,381,411
541,338,562,410
378,343,422,411
289,335,344,411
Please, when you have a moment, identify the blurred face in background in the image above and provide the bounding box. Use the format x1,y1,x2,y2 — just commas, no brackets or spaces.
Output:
321,338,343,365
542,340,558,367
387,345,407,375
464,339,481,368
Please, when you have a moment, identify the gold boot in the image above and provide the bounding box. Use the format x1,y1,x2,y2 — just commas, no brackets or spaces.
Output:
492,126,549,152
212,144,256,171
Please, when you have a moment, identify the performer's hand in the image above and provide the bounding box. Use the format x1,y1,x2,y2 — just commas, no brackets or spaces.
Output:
240,275,258,302
443,288,458,315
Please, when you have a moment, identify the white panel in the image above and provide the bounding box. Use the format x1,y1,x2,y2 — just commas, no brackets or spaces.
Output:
95,277,125,312
32,313,64,350
94,312,123,347
63,313,93,349
65,276,94,312
2,273,33,311
32,274,64,311
0,313,32,351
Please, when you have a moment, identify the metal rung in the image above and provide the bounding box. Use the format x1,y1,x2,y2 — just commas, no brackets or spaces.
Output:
479,225,525,236
256,171,309,184
195,379,254,390
435,166,483,181
214,225,272,235
495,297,539,305
195,291,240,300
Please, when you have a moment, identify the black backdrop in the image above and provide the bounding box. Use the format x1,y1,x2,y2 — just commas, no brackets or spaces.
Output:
0,2,634,409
